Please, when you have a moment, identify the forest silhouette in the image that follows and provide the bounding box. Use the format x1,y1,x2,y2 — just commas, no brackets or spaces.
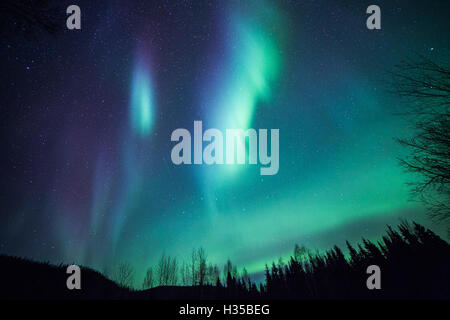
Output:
0,0,448,302
1,221,449,300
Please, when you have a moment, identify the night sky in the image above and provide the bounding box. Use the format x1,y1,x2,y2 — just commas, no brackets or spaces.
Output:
1,0,449,284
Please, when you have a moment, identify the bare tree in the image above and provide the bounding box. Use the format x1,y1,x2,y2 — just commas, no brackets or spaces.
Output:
142,267,155,289
197,247,207,286
184,247,210,286
180,260,190,286
391,55,450,224
156,253,178,286
114,262,135,289
169,256,178,285
190,248,198,285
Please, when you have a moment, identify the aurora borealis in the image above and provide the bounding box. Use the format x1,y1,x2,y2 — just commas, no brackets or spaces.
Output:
130,53,154,137
0,0,449,286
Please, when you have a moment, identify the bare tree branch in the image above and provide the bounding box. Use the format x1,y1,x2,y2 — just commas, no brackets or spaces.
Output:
392,55,450,224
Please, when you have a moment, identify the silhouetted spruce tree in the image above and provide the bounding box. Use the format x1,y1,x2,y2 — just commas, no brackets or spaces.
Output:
261,222,449,299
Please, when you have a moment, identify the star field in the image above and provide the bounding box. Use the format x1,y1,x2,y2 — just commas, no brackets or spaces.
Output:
0,0,449,285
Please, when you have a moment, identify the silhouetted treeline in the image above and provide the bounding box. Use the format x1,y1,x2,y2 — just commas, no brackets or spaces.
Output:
259,221,450,299
0,255,131,299
132,221,449,299
0,221,449,299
